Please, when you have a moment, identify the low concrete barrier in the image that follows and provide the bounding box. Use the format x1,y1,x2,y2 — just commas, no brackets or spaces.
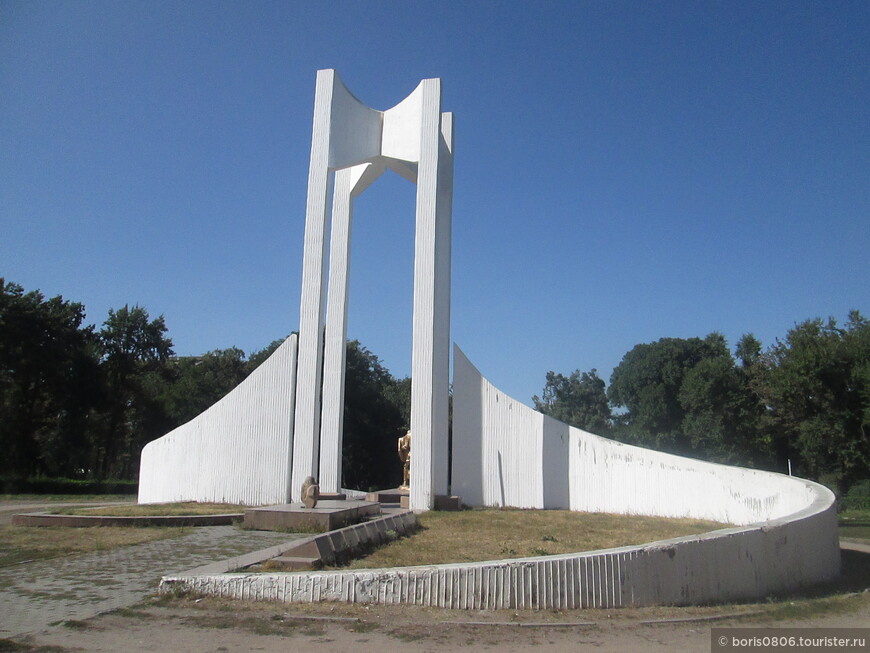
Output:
163,509,417,579
157,348,840,609
159,482,836,608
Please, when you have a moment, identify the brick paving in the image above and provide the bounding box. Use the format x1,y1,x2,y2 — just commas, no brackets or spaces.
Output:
0,520,302,637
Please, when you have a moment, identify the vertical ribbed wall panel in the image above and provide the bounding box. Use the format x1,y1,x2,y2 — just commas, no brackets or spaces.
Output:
454,342,828,524
454,345,565,509
431,112,454,499
293,69,338,501
138,334,297,505
318,166,355,493
566,427,819,525
409,78,448,511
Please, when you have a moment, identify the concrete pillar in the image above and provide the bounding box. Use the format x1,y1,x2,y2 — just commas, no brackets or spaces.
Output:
319,164,374,493
294,70,452,508
292,70,336,501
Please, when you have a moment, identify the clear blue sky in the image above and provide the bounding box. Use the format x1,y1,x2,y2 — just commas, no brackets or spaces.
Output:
2,1,868,405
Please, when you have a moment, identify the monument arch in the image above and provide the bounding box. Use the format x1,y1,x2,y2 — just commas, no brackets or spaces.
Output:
293,70,454,511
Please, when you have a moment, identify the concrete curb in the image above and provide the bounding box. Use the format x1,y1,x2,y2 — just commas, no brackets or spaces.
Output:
165,508,417,577
840,539,870,554
11,511,243,527
638,611,767,625
159,491,839,610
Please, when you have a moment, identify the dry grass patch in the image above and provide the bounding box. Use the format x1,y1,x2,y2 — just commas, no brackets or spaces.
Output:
51,502,245,517
0,525,186,567
344,508,723,569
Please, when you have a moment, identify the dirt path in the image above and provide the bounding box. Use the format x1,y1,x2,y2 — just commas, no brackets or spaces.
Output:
10,545,870,652
4,508,869,652
15,592,870,653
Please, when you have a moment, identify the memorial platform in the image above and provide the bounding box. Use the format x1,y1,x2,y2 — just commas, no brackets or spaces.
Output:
365,487,409,504
242,500,380,533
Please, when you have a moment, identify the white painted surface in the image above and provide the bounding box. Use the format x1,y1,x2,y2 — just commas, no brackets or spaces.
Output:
568,428,817,524
453,345,549,508
409,80,452,510
318,165,365,494
453,343,825,525
139,71,452,507
381,84,423,164
292,69,337,500
293,70,453,509
164,490,838,608
138,335,298,506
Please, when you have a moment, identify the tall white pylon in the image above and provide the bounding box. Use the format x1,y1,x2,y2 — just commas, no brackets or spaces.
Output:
292,70,453,511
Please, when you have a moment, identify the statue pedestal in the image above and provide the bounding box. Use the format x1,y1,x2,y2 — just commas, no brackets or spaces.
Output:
365,488,461,510
432,494,462,511
365,487,409,504
398,494,461,510
242,500,380,532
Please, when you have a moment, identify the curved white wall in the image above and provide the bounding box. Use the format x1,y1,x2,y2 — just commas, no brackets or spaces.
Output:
159,344,840,608
452,347,568,509
451,344,840,598
138,335,298,506
453,345,821,522
568,428,818,525
163,476,839,608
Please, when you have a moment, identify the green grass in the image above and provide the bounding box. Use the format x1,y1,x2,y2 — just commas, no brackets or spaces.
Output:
341,508,724,569
838,507,870,541
753,592,870,622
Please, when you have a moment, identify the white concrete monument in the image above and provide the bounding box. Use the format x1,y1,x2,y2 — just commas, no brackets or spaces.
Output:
139,70,452,512
293,70,453,511
142,69,841,609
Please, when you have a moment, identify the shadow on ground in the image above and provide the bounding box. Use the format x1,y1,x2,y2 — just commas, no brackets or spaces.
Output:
778,546,870,601
833,549,870,593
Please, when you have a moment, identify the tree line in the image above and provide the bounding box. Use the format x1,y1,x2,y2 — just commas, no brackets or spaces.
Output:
534,312,870,495
3,278,867,496
0,279,410,490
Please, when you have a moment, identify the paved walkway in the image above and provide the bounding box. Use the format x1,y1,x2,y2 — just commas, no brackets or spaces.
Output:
0,523,302,637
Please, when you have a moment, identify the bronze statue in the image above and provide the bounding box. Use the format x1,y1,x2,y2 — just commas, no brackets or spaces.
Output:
397,430,411,488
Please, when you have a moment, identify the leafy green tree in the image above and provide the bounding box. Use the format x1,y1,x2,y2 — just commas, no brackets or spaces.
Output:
608,332,774,465
246,337,288,374
533,369,611,433
160,348,248,425
678,352,770,466
756,312,870,491
735,333,763,368
382,376,412,429
0,279,100,479
95,305,173,479
608,334,729,454
341,340,407,490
